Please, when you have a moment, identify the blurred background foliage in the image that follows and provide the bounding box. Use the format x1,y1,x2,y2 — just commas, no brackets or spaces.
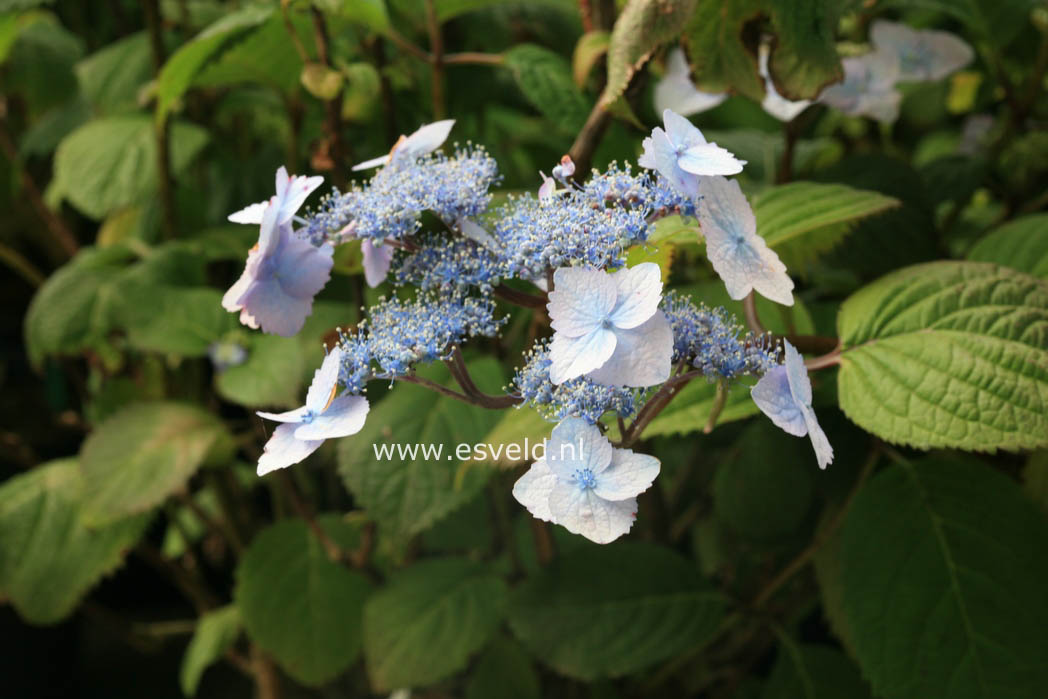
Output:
1,0,1047,697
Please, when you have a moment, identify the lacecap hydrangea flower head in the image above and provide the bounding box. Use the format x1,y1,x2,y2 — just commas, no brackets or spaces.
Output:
217,113,836,547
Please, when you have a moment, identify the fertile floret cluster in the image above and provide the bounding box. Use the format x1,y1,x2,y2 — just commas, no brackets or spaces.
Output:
302,146,500,244
660,290,779,380
393,235,502,292
352,292,505,377
512,341,637,423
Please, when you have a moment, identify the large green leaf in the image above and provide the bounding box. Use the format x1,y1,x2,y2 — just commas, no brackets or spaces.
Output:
192,14,305,95
466,637,541,699
0,459,149,624
216,334,306,409
80,402,234,524
338,363,504,544
601,0,696,106
120,286,237,357
155,5,274,121
3,12,82,116
684,0,841,101
835,457,1048,699
52,115,209,219
74,31,152,114
503,44,591,135
966,214,1048,280
236,516,372,686
760,640,872,699
836,262,1048,451
363,558,507,691
754,182,899,272
713,421,815,543
180,605,241,697
23,245,135,366
507,543,727,679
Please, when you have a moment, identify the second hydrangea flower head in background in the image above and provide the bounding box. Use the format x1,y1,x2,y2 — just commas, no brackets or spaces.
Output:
223,112,833,544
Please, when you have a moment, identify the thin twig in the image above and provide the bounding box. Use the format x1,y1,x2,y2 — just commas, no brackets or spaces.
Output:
750,449,878,608
494,284,548,309
742,291,765,335
310,7,348,189
568,102,611,177
424,0,446,118
804,349,842,371
0,243,45,287
385,27,432,62
277,472,343,562
444,51,504,66
0,118,78,259
142,0,177,239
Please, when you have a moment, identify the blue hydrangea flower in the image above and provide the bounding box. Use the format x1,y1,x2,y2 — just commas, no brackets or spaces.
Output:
660,291,779,380
223,168,333,337
819,52,901,123
870,20,972,82
512,340,636,423
653,48,726,117
639,109,745,197
751,340,834,469
547,264,673,387
697,176,794,306
256,348,370,475
512,417,660,544
352,119,456,171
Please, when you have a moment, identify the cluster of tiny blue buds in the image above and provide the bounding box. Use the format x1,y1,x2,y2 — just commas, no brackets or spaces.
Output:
660,291,779,380
393,235,502,293
302,146,500,244
336,334,372,395
512,340,636,423
350,292,506,377
577,162,698,220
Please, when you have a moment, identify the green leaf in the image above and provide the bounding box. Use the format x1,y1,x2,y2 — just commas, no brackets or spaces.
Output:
760,639,872,699
753,182,899,272
713,421,815,543
480,407,553,467
508,542,727,680
601,0,696,107
3,12,82,116
1022,450,1048,517
504,44,591,135
236,516,372,686
155,6,274,121
836,457,1048,699
363,557,507,691
80,402,235,525
466,637,541,699
330,0,390,32
966,214,1048,280
883,0,1034,48
120,286,237,357
23,245,135,366
338,363,504,544
300,61,344,99
685,0,841,101
192,14,306,95
52,115,209,219
180,605,241,697
572,30,609,87
836,261,1048,451
216,334,306,409
74,31,152,114
0,459,149,624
